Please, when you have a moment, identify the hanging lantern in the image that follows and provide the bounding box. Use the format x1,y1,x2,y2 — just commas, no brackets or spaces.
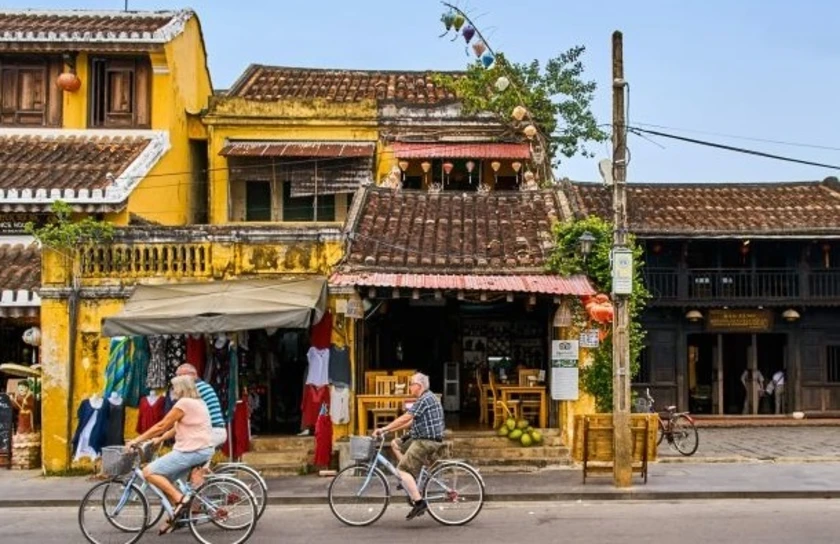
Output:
466,160,475,184
452,13,465,31
398,160,410,181
490,161,501,173
480,51,495,69
442,162,454,175
462,25,476,44
495,76,510,92
523,124,538,139
56,71,81,93
472,40,487,57
511,161,522,185
441,10,455,31
420,161,432,173
512,105,527,121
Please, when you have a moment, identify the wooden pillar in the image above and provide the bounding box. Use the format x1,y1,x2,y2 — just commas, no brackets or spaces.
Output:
715,334,724,414
676,318,688,411
749,333,758,414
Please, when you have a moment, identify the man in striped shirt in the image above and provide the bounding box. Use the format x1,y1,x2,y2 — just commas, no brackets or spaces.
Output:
176,364,227,448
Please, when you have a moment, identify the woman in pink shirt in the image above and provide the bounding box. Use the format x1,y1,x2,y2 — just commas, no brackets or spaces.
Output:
126,375,212,533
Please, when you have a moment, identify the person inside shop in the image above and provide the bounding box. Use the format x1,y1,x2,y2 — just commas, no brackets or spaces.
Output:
126,375,213,534
373,372,445,521
741,368,765,414
766,368,786,414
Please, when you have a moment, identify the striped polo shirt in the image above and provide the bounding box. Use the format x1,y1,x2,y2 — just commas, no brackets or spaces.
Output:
196,379,225,428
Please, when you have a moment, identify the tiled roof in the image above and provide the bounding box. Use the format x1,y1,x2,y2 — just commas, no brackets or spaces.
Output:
0,9,192,44
0,129,170,212
0,242,40,296
228,65,461,104
330,272,594,296
565,178,840,236
344,186,562,273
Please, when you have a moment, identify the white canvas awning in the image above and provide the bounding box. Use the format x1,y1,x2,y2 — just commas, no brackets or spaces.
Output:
102,277,327,337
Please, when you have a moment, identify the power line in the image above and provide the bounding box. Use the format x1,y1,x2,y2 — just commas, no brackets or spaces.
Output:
628,126,840,171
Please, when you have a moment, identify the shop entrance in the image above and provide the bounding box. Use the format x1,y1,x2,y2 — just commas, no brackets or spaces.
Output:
688,333,787,415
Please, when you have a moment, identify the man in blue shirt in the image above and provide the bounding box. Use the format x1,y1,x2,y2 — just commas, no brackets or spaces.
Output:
373,372,445,520
176,364,227,448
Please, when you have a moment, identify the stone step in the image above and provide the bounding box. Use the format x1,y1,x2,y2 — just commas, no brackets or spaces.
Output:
242,450,311,466
453,446,569,461
249,436,315,452
255,464,308,477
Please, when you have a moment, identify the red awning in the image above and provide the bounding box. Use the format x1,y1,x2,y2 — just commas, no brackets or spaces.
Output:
391,142,532,160
220,141,376,158
329,272,594,296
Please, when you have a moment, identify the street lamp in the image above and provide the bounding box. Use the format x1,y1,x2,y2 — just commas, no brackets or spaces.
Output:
579,231,596,260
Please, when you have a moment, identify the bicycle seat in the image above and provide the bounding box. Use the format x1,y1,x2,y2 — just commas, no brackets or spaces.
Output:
666,405,677,411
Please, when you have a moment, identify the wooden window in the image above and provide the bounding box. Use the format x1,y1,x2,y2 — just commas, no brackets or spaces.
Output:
635,346,651,384
245,181,272,222
89,57,150,128
826,345,840,383
282,181,335,222
0,57,49,126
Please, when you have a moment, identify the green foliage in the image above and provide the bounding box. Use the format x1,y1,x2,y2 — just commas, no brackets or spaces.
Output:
24,200,114,253
546,216,649,412
432,49,607,166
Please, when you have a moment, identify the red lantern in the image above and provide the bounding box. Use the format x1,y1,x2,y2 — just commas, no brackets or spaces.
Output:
56,72,81,92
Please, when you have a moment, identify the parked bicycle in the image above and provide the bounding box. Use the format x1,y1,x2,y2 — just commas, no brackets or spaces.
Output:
643,388,699,456
328,433,485,527
78,442,258,544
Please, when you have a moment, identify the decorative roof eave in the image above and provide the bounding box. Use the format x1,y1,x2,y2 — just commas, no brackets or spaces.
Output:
0,128,171,210
0,9,193,44
0,288,40,308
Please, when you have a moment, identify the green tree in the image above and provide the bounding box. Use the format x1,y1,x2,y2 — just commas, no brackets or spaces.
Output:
433,49,607,168
546,216,649,412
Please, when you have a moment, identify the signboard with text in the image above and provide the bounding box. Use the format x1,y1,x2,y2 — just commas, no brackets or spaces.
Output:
550,340,579,400
706,309,773,332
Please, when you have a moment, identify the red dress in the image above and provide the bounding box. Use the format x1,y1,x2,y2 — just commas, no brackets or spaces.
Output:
309,310,332,349
222,400,250,460
185,336,207,377
301,384,330,429
136,395,165,434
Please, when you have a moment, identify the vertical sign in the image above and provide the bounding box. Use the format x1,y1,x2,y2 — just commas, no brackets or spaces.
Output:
612,247,634,295
0,393,12,466
551,340,579,400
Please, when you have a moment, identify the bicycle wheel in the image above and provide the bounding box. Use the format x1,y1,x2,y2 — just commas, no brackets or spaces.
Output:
657,418,666,446
671,415,699,456
78,480,148,544
188,477,257,544
214,463,268,520
104,478,165,529
424,461,485,526
328,463,390,526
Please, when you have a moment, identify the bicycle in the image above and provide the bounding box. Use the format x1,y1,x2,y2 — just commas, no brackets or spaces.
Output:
78,442,258,544
328,433,485,527
643,388,699,456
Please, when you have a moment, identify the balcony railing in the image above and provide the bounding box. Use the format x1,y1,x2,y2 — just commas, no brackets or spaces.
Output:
644,267,840,303
78,243,212,279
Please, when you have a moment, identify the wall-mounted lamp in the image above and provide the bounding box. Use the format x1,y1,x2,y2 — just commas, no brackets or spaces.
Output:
578,231,596,259
782,308,801,322
685,309,704,322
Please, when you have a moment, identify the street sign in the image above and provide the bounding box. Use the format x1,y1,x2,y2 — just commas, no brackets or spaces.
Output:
612,247,634,295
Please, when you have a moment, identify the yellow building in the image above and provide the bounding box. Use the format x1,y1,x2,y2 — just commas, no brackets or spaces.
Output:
0,8,213,471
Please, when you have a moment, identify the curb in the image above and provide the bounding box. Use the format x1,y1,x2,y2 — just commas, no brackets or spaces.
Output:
5,490,840,508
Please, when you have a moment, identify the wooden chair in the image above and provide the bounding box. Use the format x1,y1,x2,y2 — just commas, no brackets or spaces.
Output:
518,369,543,424
392,370,415,389
475,369,494,425
364,370,388,394
488,371,520,428
370,375,400,429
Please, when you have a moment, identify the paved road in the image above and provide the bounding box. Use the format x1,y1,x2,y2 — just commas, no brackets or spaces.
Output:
658,426,840,461
6,500,840,543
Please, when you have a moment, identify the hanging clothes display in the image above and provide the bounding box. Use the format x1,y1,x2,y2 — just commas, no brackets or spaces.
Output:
105,393,125,447
165,335,187,382
146,336,168,389
209,337,231,416
328,344,351,386
103,337,130,400
313,403,333,467
226,345,240,423
222,398,250,460
136,392,165,434
186,335,207,377
305,347,330,386
123,336,150,408
309,310,332,349
330,385,350,425
301,384,330,429
72,396,109,461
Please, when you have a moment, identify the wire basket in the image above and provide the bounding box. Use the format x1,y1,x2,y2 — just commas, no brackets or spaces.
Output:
101,446,136,477
349,436,376,462
632,397,652,414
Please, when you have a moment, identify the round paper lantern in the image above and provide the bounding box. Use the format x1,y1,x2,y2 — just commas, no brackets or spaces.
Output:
22,327,41,346
511,161,522,173
472,41,486,57
495,76,510,92
512,105,527,121
465,160,475,173
57,72,81,92
442,162,454,175
523,124,538,139
441,11,455,31
462,25,476,44
452,13,465,31
480,51,495,69
490,161,501,173
398,160,409,172
421,161,432,173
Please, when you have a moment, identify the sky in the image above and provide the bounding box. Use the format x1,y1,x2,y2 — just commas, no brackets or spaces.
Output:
4,0,840,183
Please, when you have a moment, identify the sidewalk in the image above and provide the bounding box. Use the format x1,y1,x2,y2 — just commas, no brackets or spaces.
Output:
3,462,840,507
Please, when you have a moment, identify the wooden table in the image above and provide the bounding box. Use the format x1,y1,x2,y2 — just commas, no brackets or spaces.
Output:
355,394,414,436
498,386,548,429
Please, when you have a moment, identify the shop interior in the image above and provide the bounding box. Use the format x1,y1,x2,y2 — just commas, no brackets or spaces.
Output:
360,296,552,429
688,333,787,414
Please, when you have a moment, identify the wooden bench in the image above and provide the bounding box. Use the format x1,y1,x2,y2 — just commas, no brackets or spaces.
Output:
581,414,656,484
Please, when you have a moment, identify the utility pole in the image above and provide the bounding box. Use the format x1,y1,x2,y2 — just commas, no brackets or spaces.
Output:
611,30,632,487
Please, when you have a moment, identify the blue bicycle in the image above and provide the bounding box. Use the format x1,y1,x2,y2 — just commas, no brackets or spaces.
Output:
328,434,485,526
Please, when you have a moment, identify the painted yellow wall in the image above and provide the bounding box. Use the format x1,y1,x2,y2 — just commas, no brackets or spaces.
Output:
203,98,377,224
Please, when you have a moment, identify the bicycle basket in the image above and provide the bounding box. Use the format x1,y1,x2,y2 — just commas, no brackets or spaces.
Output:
101,446,135,477
349,436,376,462
632,398,652,413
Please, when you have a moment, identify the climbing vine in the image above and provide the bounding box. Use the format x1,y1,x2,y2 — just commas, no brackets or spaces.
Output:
546,216,649,412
